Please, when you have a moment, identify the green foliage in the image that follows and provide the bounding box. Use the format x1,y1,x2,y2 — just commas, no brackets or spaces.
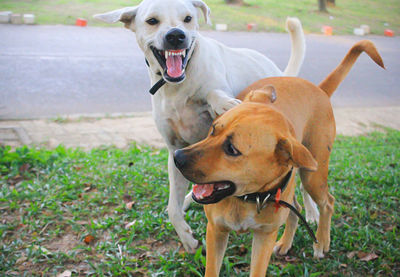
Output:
0,0,399,35
0,130,399,276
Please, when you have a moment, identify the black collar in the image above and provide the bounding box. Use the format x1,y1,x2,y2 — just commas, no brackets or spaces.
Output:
237,167,293,207
237,168,317,243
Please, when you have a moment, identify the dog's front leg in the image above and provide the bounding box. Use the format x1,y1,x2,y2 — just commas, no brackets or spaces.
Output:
167,151,199,253
205,223,229,277
250,230,278,277
207,89,241,117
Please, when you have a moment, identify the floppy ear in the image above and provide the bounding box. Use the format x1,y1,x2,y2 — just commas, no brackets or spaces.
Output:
191,0,211,25
275,137,317,171
244,85,277,104
93,6,139,29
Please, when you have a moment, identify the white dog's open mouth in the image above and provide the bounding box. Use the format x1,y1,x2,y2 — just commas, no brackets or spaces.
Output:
192,181,236,204
150,41,194,83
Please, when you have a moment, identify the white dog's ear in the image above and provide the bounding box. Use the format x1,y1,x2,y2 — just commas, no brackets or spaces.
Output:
191,0,211,25
93,6,139,29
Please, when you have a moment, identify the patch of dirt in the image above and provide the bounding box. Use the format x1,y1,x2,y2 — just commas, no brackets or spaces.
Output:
45,233,80,252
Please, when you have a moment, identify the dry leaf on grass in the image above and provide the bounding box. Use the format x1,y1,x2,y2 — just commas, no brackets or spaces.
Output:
126,201,135,209
358,252,379,261
57,270,72,277
125,220,137,229
84,235,95,245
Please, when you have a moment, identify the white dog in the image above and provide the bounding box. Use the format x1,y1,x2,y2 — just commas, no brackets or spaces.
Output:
94,0,305,253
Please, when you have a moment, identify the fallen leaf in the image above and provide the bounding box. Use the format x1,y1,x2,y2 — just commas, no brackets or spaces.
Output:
19,164,30,174
358,252,378,261
7,175,24,186
84,235,95,245
126,201,135,209
75,220,89,225
339,263,347,268
33,245,52,255
15,255,27,265
347,251,357,259
57,270,72,277
74,165,83,171
125,220,137,229
384,225,395,232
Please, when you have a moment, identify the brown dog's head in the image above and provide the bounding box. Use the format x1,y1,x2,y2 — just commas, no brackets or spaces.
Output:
174,87,317,204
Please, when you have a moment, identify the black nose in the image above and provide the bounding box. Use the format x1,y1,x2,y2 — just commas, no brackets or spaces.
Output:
165,28,187,49
173,149,187,170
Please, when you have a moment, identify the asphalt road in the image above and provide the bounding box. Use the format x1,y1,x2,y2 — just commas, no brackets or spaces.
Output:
1,25,399,119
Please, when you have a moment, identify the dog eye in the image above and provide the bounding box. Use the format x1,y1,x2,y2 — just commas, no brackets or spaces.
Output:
146,18,159,25
223,140,241,157
184,16,192,23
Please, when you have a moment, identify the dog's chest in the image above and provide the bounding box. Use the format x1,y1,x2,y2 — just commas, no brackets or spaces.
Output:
215,208,277,233
155,95,213,147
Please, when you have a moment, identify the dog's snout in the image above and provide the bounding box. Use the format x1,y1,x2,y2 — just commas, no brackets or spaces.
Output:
165,28,187,49
173,149,188,170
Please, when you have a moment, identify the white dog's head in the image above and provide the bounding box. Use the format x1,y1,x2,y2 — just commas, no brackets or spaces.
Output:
94,0,211,84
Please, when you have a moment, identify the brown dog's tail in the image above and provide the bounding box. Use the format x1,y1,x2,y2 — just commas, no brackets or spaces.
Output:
319,40,385,97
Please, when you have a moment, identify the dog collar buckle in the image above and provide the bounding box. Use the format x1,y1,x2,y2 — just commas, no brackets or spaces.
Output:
256,193,271,214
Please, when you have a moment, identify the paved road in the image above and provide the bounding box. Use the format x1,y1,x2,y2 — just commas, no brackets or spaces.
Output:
1,25,399,119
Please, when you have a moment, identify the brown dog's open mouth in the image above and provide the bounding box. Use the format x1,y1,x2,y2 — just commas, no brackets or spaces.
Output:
192,181,236,204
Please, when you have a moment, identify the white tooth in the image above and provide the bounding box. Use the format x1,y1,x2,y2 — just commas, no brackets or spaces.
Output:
198,195,204,200
165,52,168,59
182,51,186,58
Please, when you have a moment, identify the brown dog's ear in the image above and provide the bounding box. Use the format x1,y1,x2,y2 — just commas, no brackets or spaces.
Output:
243,85,277,104
275,137,318,171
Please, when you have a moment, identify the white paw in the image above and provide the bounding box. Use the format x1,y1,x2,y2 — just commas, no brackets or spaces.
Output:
213,97,241,116
181,231,199,253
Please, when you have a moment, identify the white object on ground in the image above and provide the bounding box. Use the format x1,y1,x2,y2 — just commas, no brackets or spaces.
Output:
11,13,22,24
23,14,35,24
353,28,365,36
360,24,370,34
215,23,228,31
0,11,12,23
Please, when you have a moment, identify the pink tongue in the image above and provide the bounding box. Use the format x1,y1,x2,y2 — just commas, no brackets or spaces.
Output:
193,184,214,199
166,55,183,78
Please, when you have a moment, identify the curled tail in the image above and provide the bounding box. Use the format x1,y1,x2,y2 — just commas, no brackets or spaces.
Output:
283,17,306,77
319,40,385,97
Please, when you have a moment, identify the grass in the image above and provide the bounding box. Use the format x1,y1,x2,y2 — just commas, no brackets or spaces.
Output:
0,0,399,35
1,130,399,276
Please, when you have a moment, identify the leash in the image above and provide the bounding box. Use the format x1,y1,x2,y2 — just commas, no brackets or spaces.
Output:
237,168,317,243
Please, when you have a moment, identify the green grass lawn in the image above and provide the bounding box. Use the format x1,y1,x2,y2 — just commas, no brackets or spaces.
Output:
0,0,399,35
1,130,399,276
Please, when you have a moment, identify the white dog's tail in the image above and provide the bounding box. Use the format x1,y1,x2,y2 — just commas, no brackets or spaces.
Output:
283,17,306,77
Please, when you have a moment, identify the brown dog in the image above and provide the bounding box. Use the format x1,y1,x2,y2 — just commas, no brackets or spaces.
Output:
173,40,384,276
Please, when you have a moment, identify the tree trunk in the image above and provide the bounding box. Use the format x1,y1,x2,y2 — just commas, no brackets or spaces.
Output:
318,0,328,12
225,0,244,5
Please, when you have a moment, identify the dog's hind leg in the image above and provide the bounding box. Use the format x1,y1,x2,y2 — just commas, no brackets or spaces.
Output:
273,195,301,256
300,136,335,258
167,152,199,253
